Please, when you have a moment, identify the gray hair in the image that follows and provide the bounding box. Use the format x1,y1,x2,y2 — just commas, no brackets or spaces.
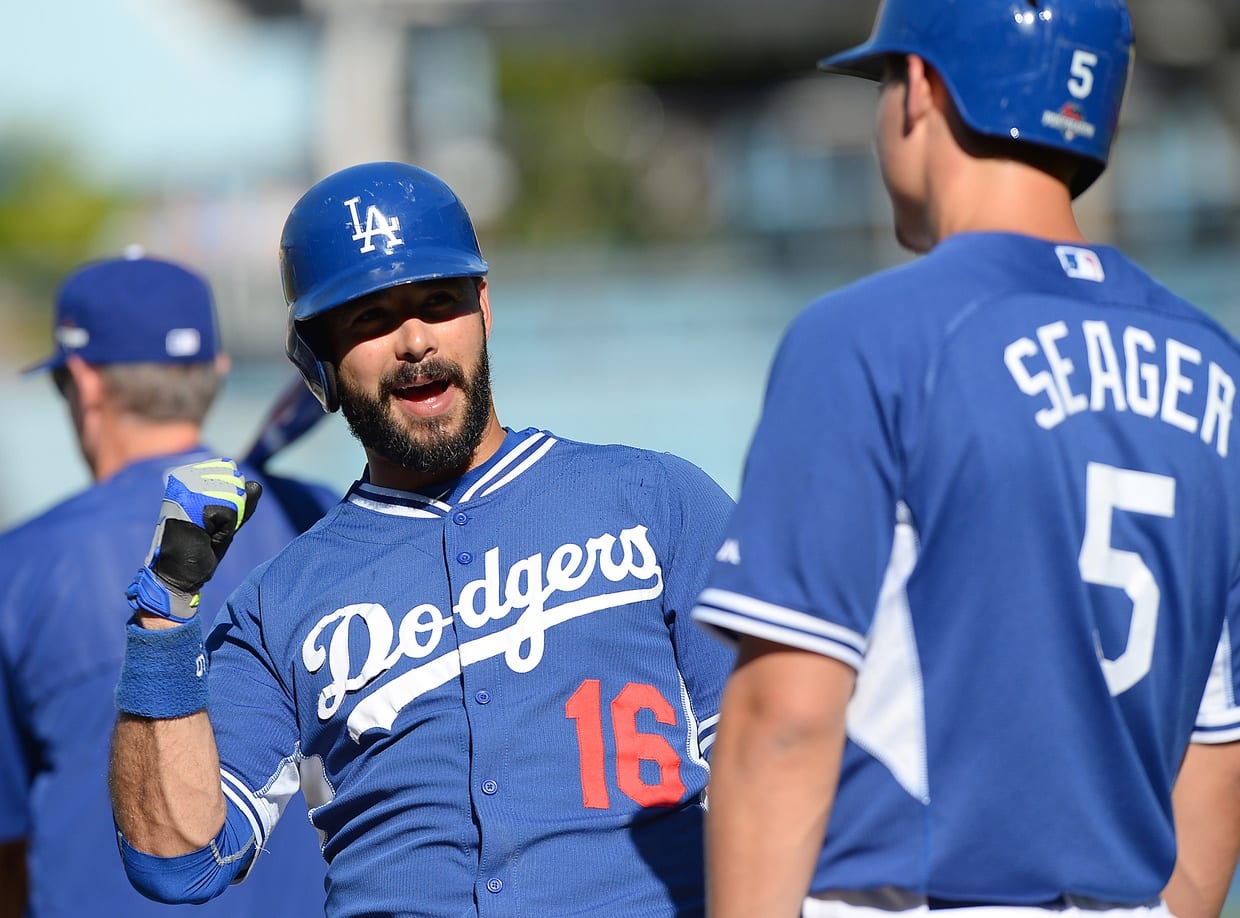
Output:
98,361,223,424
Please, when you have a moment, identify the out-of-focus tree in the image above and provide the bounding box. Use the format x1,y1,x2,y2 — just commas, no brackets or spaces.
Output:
0,143,127,356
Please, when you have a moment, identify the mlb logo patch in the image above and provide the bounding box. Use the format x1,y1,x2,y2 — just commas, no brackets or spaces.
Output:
1055,245,1105,283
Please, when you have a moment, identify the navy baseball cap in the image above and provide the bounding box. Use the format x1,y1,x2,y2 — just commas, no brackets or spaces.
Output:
23,251,219,374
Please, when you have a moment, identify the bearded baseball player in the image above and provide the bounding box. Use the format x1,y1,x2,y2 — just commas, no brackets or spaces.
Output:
691,1,1240,916
107,161,736,916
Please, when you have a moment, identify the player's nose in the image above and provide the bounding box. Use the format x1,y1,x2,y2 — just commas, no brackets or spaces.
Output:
393,316,436,363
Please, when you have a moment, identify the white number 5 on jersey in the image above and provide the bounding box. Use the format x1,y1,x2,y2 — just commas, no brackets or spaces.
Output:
1079,462,1176,696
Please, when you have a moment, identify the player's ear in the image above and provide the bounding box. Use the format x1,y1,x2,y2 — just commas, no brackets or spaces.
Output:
904,54,938,126
64,354,105,410
476,278,492,339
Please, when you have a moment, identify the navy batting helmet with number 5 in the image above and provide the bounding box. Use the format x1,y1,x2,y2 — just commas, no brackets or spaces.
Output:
819,0,1134,198
280,161,489,412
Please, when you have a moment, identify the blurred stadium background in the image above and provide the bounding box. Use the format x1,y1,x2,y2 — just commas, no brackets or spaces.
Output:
2,0,1239,906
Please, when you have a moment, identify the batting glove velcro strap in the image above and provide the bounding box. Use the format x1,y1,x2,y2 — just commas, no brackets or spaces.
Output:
126,564,200,624
115,618,209,719
126,458,263,623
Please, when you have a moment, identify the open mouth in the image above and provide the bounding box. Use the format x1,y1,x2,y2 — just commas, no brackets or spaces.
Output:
394,378,448,399
391,376,454,415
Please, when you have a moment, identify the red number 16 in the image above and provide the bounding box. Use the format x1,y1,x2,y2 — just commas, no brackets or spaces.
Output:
564,679,687,810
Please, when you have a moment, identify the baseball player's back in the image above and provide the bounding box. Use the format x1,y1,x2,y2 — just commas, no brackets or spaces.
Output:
696,231,1240,901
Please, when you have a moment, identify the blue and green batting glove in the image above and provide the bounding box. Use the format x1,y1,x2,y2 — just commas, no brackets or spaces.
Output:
126,458,263,623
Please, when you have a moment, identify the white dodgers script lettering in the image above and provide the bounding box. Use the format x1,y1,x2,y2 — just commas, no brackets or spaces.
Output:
300,525,664,741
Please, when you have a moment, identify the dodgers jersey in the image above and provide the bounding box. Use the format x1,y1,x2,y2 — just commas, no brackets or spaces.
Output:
0,449,334,918
124,429,736,917
692,232,1240,904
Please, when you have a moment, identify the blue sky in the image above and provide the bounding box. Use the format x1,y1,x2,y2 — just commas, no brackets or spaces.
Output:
1,0,315,188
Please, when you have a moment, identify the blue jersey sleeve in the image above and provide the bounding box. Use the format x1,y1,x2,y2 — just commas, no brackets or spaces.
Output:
653,453,738,758
693,304,910,668
1193,576,1240,744
117,804,260,904
0,649,30,842
205,574,314,862
116,571,314,904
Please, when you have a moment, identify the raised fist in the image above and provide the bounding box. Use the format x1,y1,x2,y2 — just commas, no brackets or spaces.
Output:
126,459,263,622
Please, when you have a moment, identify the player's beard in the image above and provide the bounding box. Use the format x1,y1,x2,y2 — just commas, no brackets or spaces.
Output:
337,345,494,475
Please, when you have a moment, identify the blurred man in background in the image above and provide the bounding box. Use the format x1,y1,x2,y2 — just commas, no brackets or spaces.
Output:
693,0,1240,915
0,251,335,917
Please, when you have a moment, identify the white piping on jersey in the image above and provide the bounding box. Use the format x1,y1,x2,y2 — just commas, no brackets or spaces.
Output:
347,430,558,515
677,671,711,772
348,494,442,518
460,431,556,502
1195,722,1240,744
693,588,867,666
694,608,865,670
220,770,266,854
1193,620,1240,743
845,503,930,804
299,754,334,848
218,753,306,869
697,711,721,757
355,481,452,512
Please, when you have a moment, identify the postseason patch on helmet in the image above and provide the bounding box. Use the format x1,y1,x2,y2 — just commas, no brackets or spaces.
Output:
1041,102,1098,142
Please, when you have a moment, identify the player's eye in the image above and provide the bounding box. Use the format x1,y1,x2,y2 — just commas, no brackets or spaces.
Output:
352,307,386,324
344,301,400,329
424,292,458,310
417,290,468,319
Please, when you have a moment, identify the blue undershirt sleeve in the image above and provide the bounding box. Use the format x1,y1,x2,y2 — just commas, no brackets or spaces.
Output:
115,795,259,904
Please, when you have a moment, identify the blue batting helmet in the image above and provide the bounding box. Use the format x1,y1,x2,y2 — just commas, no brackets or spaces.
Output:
280,161,489,411
819,0,1134,197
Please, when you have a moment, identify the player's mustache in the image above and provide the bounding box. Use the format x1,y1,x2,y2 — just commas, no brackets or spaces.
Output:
381,359,467,395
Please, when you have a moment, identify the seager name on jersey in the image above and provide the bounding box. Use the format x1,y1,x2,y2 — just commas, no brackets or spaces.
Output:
302,524,665,740
1004,319,1236,457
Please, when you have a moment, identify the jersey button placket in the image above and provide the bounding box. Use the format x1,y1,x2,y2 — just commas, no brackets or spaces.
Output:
450,505,510,911
453,511,472,565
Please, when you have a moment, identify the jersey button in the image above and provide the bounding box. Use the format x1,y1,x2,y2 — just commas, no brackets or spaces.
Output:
453,511,469,525
457,551,473,564
475,690,491,704
486,878,503,894
481,780,498,795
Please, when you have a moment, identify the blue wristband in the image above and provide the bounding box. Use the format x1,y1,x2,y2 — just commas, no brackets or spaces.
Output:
115,618,209,719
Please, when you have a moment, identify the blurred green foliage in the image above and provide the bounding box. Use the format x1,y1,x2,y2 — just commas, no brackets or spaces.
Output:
495,44,644,245
492,30,816,246
0,142,126,325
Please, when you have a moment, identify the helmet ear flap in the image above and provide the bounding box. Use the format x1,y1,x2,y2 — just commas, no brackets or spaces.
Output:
319,360,340,414
287,320,340,413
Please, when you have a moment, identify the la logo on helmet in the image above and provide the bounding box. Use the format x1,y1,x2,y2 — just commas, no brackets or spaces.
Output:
344,197,404,254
